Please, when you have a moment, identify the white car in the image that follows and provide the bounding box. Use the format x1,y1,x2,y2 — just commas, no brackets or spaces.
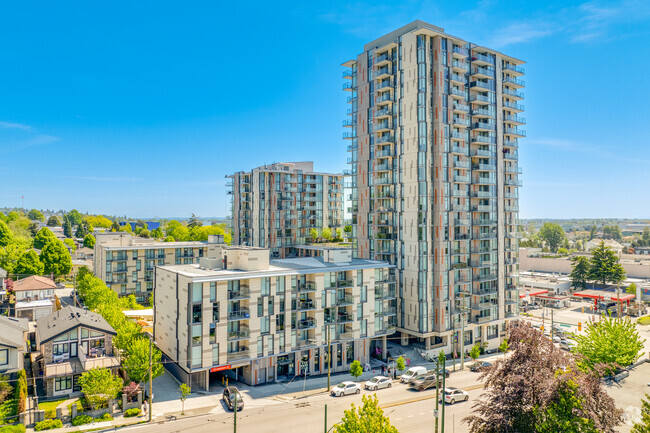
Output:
439,387,469,404
559,339,577,351
331,381,362,397
364,376,392,391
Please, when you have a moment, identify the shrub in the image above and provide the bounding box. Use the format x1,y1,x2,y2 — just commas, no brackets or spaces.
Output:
0,425,26,433
34,419,63,431
71,415,93,426
14,370,27,414
95,412,113,421
638,316,650,326
124,408,141,417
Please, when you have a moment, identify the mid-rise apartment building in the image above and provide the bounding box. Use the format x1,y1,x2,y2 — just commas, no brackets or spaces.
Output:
343,21,522,353
154,245,395,390
228,162,344,258
94,233,222,304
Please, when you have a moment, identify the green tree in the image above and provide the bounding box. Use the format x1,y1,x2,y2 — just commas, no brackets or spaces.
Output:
164,235,175,242
84,215,113,228
187,214,202,228
34,228,57,250
0,243,25,274
344,225,352,233
150,227,164,238
627,283,638,296
0,374,12,404
574,316,645,374
120,223,132,233
83,234,96,248
538,223,566,253
27,209,45,222
46,215,62,227
78,367,123,410
322,227,332,242
40,240,73,276
139,228,151,238
557,247,569,255
63,220,73,238
14,251,44,277
15,369,27,413
75,225,86,238
179,383,191,415
396,356,405,372
123,337,164,384
589,241,626,286
570,256,590,290
469,343,481,362
589,225,598,241
334,394,398,433
632,394,650,433
66,209,83,227
63,238,77,253
602,225,623,241
335,228,343,241
110,221,121,232
310,228,318,243
0,220,15,247
499,338,509,354
349,360,363,380
534,375,598,433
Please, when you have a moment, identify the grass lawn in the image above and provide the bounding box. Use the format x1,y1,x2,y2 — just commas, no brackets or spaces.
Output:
38,399,67,419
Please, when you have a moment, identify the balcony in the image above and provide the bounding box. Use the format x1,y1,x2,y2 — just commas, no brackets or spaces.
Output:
228,309,251,321
227,347,250,361
451,88,467,99
293,282,317,293
342,131,356,140
228,288,251,300
473,122,496,132
342,82,354,91
453,46,468,57
337,330,354,340
472,163,495,172
375,67,392,80
503,88,524,99
471,107,494,118
342,118,356,128
470,81,492,91
298,318,316,329
470,204,495,212
452,202,469,212
77,346,120,371
471,66,493,79
337,313,354,323
503,76,525,88
227,329,250,341
451,132,467,142
503,63,525,75
504,165,522,174
504,140,519,148
336,295,354,306
336,279,354,288
342,69,353,79
455,218,471,227
470,94,491,104
470,190,494,198
477,232,497,240
452,59,469,72
295,299,316,311
296,338,318,348
504,127,526,137
453,102,469,113
375,52,393,65
471,52,494,65
453,174,470,183
473,218,497,226
376,307,397,317
471,135,496,144
470,148,495,158
503,101,524,112
376,134,395,145
453,159,470,169
347,96,357,104
375,120,392,132
450,73,467,85
375,107,392,119
453,117,470,127
474,273,497,282
375,286,397,299
504,115,526,125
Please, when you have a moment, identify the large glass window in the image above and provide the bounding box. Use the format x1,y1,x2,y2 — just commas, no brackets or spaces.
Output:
212,345,219,366
191,346,202,367
55,376,72,391
191,283,202,303
209,323,216,344
192,304,202,323
212,302,219,322
0,350,8,365
210,282,216,302
192,324,202,345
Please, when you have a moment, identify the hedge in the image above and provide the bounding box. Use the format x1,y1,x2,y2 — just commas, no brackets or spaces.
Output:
34,420,63,431
0,425,26,433
71,415,93,426
14,371,27,414
124,408,141,417
95,412,113,421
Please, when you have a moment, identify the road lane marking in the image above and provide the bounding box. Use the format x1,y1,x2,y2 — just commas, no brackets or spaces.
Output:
381,384,484,409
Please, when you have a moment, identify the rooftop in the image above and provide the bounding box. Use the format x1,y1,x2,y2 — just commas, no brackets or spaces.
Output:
36,305,117,344
13,276,57,292
158,256,393,282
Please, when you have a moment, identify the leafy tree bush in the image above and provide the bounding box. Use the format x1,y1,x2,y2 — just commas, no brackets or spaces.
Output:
632,393,650,433
95,412,113,421
589,241,626,286
124,408,141,417
334,394,398,433
34,419,62,431
322,227,332,242
124,338,164,384
63,238,76,253
71,415,93,426
40,240,72,276
570,256,590,290
34,228,58,250
0,221,15,247
349,360,363,380
574,316,645,374
14,251,44,277
396,356,405,372
539,223,566,253
63,220,73,238
46,216,61,227
310,228,318,243
14,370,26,414
78,368,123,410
164,236,175,242
469,343,481,362
179,383,190,415
83,234,95,248
0,374,12,404
27,209,45,222
0,425,26,433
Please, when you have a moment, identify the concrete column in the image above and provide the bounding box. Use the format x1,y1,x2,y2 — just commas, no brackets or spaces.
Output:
122,394,127,410
56,408,62,420
400,332,408,346
425,336,431,350
137,391,142,405
382,336,387,361
205,370,210,391
71,404,77,419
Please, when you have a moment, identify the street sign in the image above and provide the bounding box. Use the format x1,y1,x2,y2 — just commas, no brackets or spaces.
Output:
211,365,232,373
434,409,438,418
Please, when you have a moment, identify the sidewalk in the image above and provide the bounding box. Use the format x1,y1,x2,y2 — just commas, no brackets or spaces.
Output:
27,415,146,433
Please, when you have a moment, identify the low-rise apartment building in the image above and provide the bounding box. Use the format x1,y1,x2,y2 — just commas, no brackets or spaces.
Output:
35,306,119,397
94,233,222,304
154,245,396,390
13,276,57,321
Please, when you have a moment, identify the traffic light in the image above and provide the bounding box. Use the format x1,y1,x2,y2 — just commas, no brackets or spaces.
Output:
578,322,582,331
540,325,544,331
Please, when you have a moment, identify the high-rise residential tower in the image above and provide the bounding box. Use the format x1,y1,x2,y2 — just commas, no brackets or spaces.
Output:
343,21,523,351
228,162,344,258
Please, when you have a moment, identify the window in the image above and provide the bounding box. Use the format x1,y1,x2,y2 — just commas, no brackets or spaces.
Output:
357,270,362,286
0,350,7,365
268,296,274,316
209,324,216,344
192,304,202,323
191,346,202,368
136,260,141,271
257,337,263,357
81,329,89,339
261,317,270,335
212,345,219,366
361,286,367,303
53,343,68,356
191,283,202,303
361,319,367,337
192,324,202,345
212,302,219,322
132,271,137,283
55,376,72,391
210,282,216,302
257,298,264,317
276,276,285,294
261,278,270,296
133,250,138,260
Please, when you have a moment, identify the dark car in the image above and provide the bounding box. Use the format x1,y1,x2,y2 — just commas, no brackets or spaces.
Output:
409,373,442,392
222,386,244,411
469,361,492,372
438,368,451,378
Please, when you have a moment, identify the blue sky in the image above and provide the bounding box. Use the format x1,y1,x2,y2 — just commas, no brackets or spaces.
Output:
1,0,649,219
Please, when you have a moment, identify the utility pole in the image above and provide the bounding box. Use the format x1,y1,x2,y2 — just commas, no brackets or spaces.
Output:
148,335,153,423
460,293,466,370
550,309,554,341
233,392,237,433
441,356,446,433
324,404,327,433
617,282,621,319
435,358,440,433
327,324,331,392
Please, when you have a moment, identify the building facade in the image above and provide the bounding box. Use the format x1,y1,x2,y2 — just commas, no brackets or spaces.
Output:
228,162,344,258
94,233,215,304
343,21,522,353
154,245,396,390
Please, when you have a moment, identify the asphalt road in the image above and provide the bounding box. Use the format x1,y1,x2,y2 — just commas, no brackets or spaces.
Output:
124,371,485,433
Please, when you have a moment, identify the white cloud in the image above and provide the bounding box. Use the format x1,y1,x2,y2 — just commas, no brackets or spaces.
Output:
0,121,32,131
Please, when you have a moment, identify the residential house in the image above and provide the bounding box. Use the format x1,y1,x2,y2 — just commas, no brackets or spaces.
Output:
0,267,6,300
584,239,623,253
13,276,57,321
0,316,29,375
35,306,119,397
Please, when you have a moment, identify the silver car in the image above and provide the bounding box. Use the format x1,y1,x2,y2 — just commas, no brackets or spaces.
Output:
364,376,392,391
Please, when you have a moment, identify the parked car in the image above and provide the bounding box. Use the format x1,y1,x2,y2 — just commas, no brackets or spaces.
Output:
364,376,392,391
400,366,428,383
439,387,469,404
331,381,362,397
559,339,577,352
409,373,442,392
222,386,244,411
552,335,562,344
438,368,451,378
469,361,492,372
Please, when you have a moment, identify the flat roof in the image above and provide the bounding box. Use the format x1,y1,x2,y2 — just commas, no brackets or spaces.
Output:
519,289,549,299
573,290,635,302
100,241,208,251
158,257,394,283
